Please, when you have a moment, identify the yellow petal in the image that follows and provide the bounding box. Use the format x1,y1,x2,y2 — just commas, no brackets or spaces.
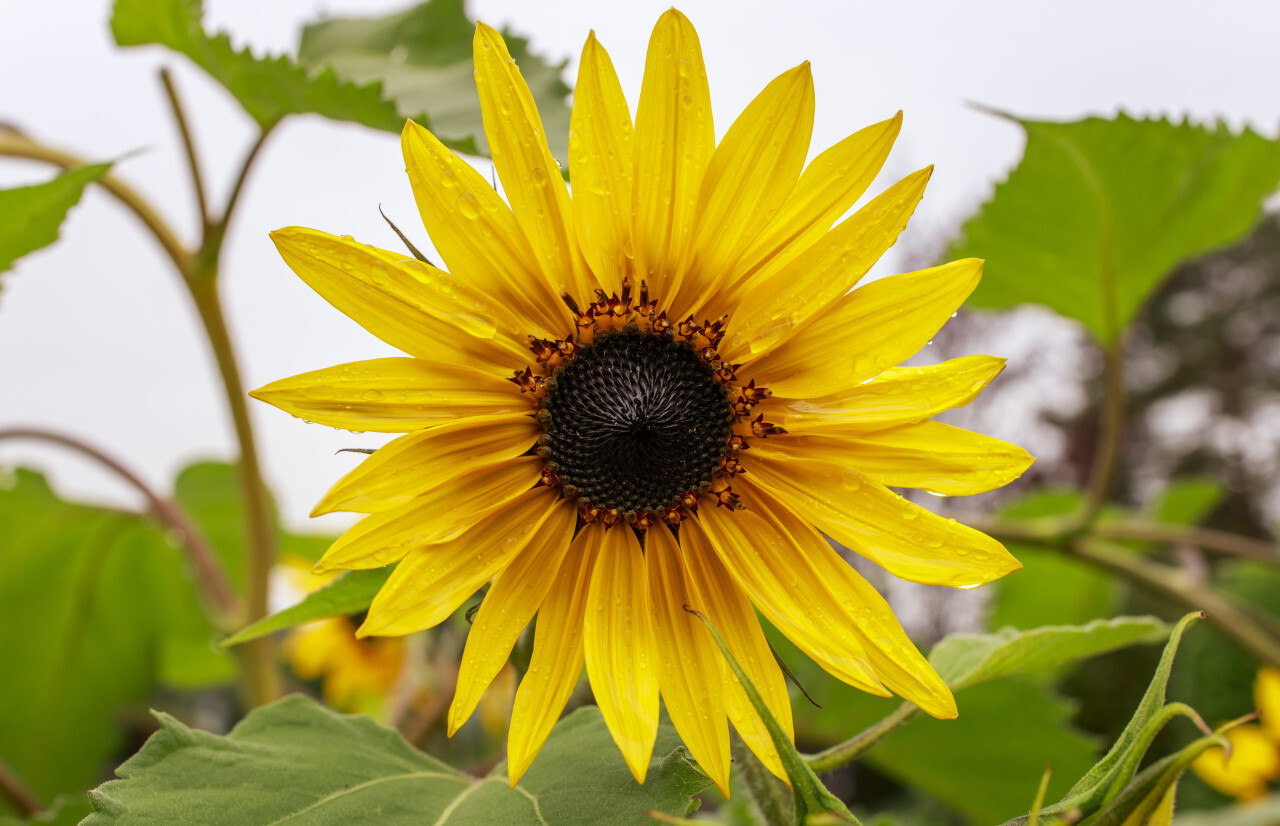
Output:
675,62,814,317
645,524,731,795
1191,724,1278,801
745,258,984,399
250,358,526,433
507,522,602,787
723,167,932,362
313,413,539,516
314,457,543,573
358,486,560,636
270,227,530,370
1256,666,1280,743
680,516,792,782
736,482,957,719
757,420,1034,496
631,9,714,307
401,120,567,336
746,452,1021,588
474,23,595,302
729,113,903,296
585,524,660,783
697,504,889,699
570,32,634,297
448,497,577,735
762,355,1006,431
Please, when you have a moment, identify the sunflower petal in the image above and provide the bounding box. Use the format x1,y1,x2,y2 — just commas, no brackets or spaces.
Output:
762,355,1006,431
757,420,1034,496
474,23,595,302
401,120,566,335
746,258,983,398
270,227,530,368
733,113,903,287
645,524,731,795
675,62,814,316
448,497,577,736
313,414,539,516
723,166,932,361
697,504,889,698
585,524,661,783
631,9,714,305
507,522,602,787
746,452,1021,588
570,32,634,297
250,358,525,433
681,516,792,782
735,482,957,718
314,457,543,573
358,487,560,636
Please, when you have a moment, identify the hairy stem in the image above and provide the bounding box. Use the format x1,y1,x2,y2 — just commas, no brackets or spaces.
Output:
1072,538,1280,667
0,427,238,619
0,755,42,817
160,67,210,231
803,701,920,775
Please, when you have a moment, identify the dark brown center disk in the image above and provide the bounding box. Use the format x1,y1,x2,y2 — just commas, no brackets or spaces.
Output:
540,328,734,513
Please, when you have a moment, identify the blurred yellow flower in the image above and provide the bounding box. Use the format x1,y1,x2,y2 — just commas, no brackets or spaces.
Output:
1193,666,1280,800
252,9,1030,791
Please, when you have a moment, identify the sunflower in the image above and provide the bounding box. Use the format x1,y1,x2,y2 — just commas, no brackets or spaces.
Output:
250,10,1032,793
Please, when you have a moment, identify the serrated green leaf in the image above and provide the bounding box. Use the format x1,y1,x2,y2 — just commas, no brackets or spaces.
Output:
85,695,708,825
950,113,1280,342
930,616,1170,692
221,567,389,647
0,467,231,815
298,0,571,160
0,163,110,279
110,0,413,136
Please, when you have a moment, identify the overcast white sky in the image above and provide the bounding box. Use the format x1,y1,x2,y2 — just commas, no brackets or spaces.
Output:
2,0,1278,532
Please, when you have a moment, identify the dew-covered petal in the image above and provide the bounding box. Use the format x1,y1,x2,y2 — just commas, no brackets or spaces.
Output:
312,413,539,516
270,227,531,369
761,355,1006,431
674,62,813,316
358,486,561,636
250,358,526,433
680,516,792,782
746,258,983,399
631,9,714,305
570,32,634,297
401,120,567,336
313,457,543,573
756,420,1035,496
474,23,596,302
448,497,577,735
722,167,932,362
645,524,730,795
506,522,602,787
745,452,1021,588
584,523,660,783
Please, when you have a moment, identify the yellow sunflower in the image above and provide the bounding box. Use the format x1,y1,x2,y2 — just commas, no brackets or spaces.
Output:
251,10,1032,793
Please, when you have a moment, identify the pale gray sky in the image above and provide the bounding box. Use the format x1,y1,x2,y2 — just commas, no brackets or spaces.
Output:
2,0,1278,531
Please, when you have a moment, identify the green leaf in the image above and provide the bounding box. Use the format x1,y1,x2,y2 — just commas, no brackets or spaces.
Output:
990,490,1119,629
929,616,1170,692
298,0,572,160
0,467,231,814
0,163,110,279
110,0,406,134
1151,478,1224,527
221,568,390,647
950,113,1280,342
85,695,708,825
1085,735,1226,826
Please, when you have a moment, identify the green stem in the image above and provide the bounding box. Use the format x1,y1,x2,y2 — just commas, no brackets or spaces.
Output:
0,428,239,620
159,68,210,231
1072,538,1280,668
803,701,920,775
733,736,794,826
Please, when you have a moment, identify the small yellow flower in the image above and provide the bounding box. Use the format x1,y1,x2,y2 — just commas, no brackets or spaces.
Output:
252,10,1031,791
1193,667,1280,800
